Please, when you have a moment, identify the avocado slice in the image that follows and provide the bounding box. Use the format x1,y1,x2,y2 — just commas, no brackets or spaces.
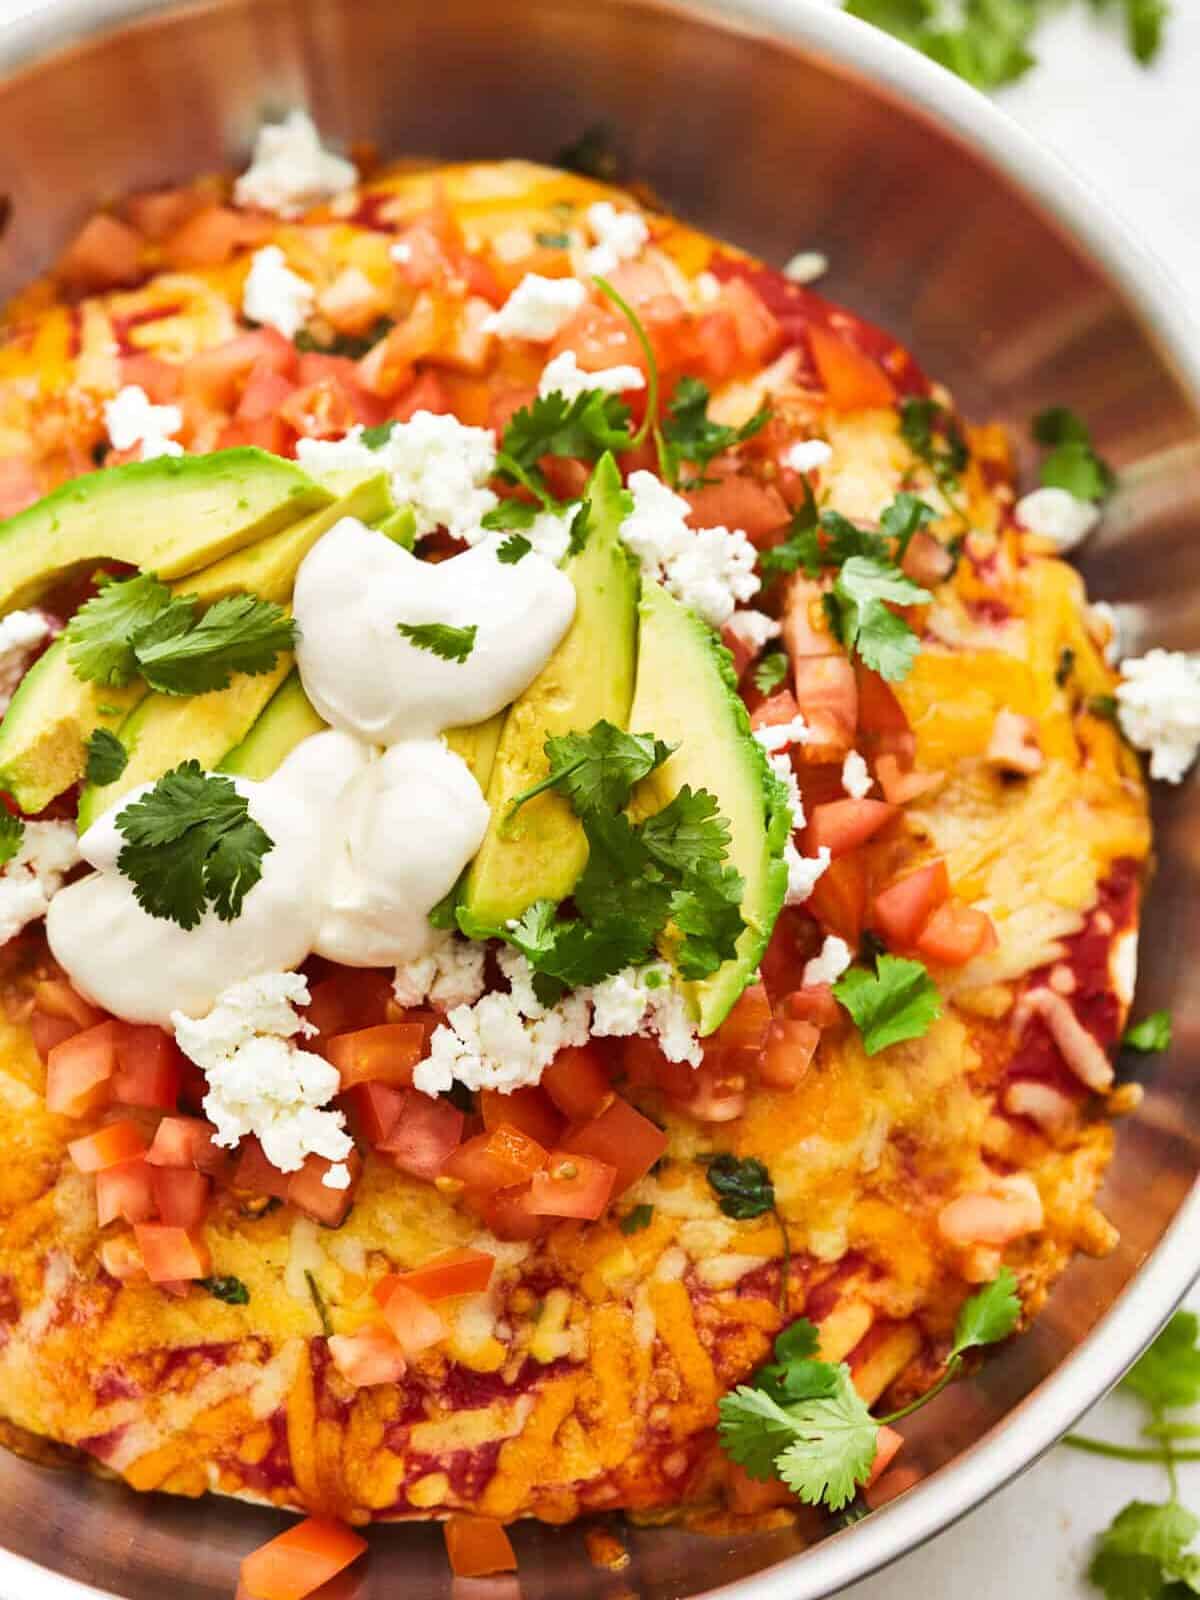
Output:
218,671,327,779
458,454,639,930
628,580,791,1033
0,448,331,614
74,473,392,827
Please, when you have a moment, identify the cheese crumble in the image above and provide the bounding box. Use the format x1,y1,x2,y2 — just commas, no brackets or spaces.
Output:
1116,648,1200,783
620,470,759,628
104,385,183,461
539,349,645,402
0,608,50,714
393,931,487,1011
1014,486,1100,553
234,109,357,218
803,934,853,987
0,820,79,946
241,246,315,339
584,201,650,276
484,274,587,341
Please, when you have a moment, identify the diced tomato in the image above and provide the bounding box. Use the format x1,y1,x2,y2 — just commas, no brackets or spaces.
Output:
123,186,206,241
326,1023,425,1089
528,1151,617,1220
806,798,895,857
441,1123,548,1191
215,415,294,453
469,1182,541,1241
237,365,297,422
805,854,869,946
162,205,264,269
720,276,783,365
902,529,955,587
758,1018,821,1089
792,657,859,754
560,1097,667,1195
288,1151,362,1226
782,984,843,1027
304,970,393,1047
691,308,742,384
99,1233,146,1282
150,1166,210,1228
133,1223,210,1283
875,753,942,806
112,1024,184,1109
712,983,772,1053
391,369,452,422
34,979,103,1030
855,667,910,736
871,860,951,948
69,1120,148,1173
357,293,446,396
750,689,801,733
95,1159,156,1226
240,1517,367,1600
279,377,360,441
376,1090,464,1181
343,1080,406,1146
373,1279,446,1355
0,458,40,518
327,1328,407,1387
721,620,757,681
807,323,896,411
119,352,181,403
443,1516,517,1579
30,1010,82,1062
673,1061,747,1123
542,1044,614,1122
916,902,998,966
549,302,645,373
181,328,297,410
394,1247,495,1300
45,1021,119,1118
480,1085,563,1149
57,214,144,291
683,475,789,543
145,1116,222,1171
232,1138,293,1201
318,266,391,335
866,1424,905,1488
758,905,823,1002
294,353,387,426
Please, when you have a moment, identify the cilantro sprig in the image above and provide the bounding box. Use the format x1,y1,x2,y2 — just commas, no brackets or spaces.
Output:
827,557,931,683
1123,1010,1173,1054
719,1271,1020,1511
85,727,129,787
66,573,296,696
662,376,770,487
900,397,969,521
753,652,789,694
834,953,942,1054
0,811,24,868
495,387,632,512
396,621,477,663
1033,406,1116,503
114,761,274,929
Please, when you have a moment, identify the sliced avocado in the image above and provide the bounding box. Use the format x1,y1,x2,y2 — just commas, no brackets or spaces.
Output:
628,580,790,1034
75,474,392,827
0,448,331,613
444,714,505,793
459,454,638,930
218,671,327,779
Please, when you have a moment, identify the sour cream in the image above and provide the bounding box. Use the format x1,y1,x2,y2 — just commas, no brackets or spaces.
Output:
292,517,576,744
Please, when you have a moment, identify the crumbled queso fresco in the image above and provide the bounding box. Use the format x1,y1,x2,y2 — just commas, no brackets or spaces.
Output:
233,108,358,218
104,384,183,461
483,273,587,341
1116,649,1200,783
172,972,354,1187
241,245,315,339
0,608,50,714
538,349,645,403
619,470,760,629
0,820,79,945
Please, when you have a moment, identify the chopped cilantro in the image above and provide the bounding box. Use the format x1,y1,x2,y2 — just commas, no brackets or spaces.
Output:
760,489,929,582
1089,694,1120,722
1033,406,1115,503
1088,1500,1200,1599
509,721,675,820
66,572,172,687
880,491,937,555
1123,1313,1200,1412
536,230,572,249
305,1269,333,1336
294,316,393,360
84,727,128,786
705,1154,775,1219
619,1204,654,1234
753,651,790,694
899,397,969,515
948,1267,1021,1360
396,621,477,663
200,1274,250,1305
834,953,942,1054
497,390,633,507
114,761,274,929
496,533,533,565
661,375,770,485
828,556,931,682
1056,646,1076,688
360,420,396,449
0,811,24,868
1122,1010,1173,1054
481,499,541,532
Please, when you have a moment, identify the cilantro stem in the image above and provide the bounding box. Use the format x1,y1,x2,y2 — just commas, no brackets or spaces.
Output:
504,755,587,829
876,1357,961,1426
592,275,660,455
496,451,556,510
1144,1422,1200,1441
1062,1434,1200,1465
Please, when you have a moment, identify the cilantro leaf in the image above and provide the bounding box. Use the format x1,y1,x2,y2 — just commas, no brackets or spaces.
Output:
1122,0,1169,63
0,811,24,868
670,858,747,979
200,1274,250,1305
1033,406,1115,503
706,1154,775,1219
132,593,297,695
114,761,274,929
360,420,396,449
66,572,172,687
662,375,770,484
481,499,540,532
880,491,937,555
619,1204,654,1234
949,1267,1021,1360
773,1368,880,1512
640,785,732,874
566,498,593,558
719,1384,817,1482
396,621,477,663
834,953,942,1054
500,390,633,476
1123,1313,1200,1411
1123,1010,1173,1053
829,556,930,682
294,317,393,360
510,722,675,819
84,727,129,787
774,1319,821,1366
1088,1500,1200,1600
759,487,822,578
496,533,532,565
753,651,789,694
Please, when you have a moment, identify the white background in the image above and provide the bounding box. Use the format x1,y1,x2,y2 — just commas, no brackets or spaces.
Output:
1,0,1199,1594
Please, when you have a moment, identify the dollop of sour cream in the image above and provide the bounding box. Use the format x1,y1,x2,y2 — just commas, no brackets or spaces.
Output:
48,517,577,1024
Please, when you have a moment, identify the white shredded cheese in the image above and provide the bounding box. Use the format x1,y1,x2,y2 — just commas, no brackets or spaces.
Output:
393,930,487,1011
725,609,781,654
0,609,50,714
754,715,812,755
783,841,830,906
841,749,873,799
584,201,650,276
784,439,833,474
0,820,79,946
620,470,759,628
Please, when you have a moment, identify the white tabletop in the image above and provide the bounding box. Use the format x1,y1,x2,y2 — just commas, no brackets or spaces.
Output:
1,0,1198,1594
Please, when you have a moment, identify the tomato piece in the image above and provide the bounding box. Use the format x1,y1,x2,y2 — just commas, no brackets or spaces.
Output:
376,1091,464,1181
782,984,843,1027
279,377,360,440
69,1120,148,1173
711,982,772,1052
480,1085,563,1149
327,1328,407,1387
326,1023,425,1089
119,352,181,403
391,369,451,423
684,475,789,543
721,620,757,682
288,1151,362,1226
161,205,264,269
304,970,393,1048
133,1223,210,1283
240,1517,367,1600
232,1138,293,1201
541,1044,614,1121
866,1424,905,1488
443,1516,517,1579
395,1247,495,1300
45,1020,118,1118
34,979,103,1030
871,860,951,948
123,186,205,242
805,854,869,945
341,1081,405,1147
673,1061,747,1123
181,328,296,410
237,365,296,422
441,1124,548,1191
99,1233,146,1282
113,1024,184,1109
560,1097,667,1194
806,798,896,857
528,1151,617,1219
808,323,896,411
30,1009,81,1062
720,276,783,365
691,308,742,384
57,214,143,291
750,688,801,732
150,1166,210,1228
373,1279,446,1355
95,1158,156,1226
216,415,294,454
0,458,40,518
916,902,998,966
855,667,910,736
549,302,645,373
145,1115,216,1168
792,657,859,754
758,1018,821,1089
874,753,941,806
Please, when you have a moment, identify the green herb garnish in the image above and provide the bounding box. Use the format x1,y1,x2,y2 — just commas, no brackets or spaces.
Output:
662,375,770,486
619,1204,655,1234
1122,1010,1172,1054
0,812,24,868
84,727,129,786
200,1275,250,1305
753,651,790,694
396,621,477,663
834,953,942,1054
496,533,533,565
1033,406,1115,503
